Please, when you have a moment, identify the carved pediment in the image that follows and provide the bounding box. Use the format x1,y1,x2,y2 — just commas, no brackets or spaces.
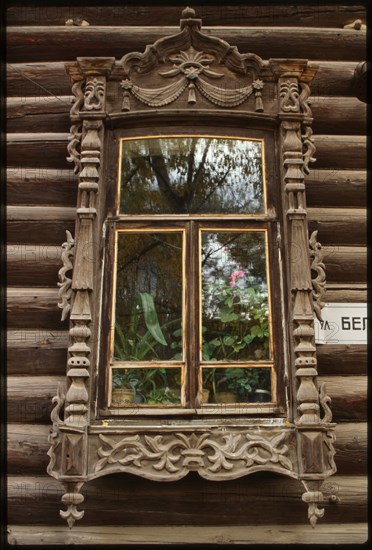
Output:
118,7,265,111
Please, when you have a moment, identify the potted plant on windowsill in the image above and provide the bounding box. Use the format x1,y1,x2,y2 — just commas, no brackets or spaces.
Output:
111,369,139,406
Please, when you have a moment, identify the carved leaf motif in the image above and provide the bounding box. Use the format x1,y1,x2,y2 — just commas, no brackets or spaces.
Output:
309,230,326,321
84,78,105,111
57,230,75,321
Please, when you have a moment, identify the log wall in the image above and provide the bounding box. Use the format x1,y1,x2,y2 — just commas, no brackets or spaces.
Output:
6,3,367,545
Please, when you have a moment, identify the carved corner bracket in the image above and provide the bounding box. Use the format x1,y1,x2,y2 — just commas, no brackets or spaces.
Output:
48,7,336,531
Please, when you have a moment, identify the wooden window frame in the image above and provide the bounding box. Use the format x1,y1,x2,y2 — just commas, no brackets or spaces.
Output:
48,8,336,529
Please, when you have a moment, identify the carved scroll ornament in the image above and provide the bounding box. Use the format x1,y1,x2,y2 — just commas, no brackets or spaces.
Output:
309,230,326,321
48,6,336,531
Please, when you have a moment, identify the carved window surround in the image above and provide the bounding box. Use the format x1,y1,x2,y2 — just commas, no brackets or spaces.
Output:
48,8,336,529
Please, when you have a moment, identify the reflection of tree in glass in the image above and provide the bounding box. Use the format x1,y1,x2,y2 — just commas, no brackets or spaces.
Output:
115,232,182,361
120,137,264,214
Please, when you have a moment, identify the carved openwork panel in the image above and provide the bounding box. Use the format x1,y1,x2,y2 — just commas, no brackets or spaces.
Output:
48,7,336,528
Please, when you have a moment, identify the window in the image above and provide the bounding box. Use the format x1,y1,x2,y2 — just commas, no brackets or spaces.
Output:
100,133,285,414
48,8,336,529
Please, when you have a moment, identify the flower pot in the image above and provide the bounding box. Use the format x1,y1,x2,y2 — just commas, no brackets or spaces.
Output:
215,391,237,404
251,389,271,403
111,388,135,406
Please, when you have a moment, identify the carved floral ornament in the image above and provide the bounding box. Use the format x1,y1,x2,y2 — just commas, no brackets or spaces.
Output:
50,7,336,529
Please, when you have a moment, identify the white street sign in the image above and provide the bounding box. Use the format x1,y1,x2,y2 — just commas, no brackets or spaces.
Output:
314,303,368,344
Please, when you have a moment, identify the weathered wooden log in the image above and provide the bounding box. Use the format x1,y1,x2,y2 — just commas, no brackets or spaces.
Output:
6,168,77,207
305,170,366,208
318,375,367,421
6,4,367,28
6,61,361,98
7,133,69,169
7,329,68,376
7,26,365,63
6,523,369,545
312,136,366,170
6,473,367,525
307,208,366,246
322,246,366,284
317,344,367,377
7,244,366,287
6,95,366,135
7,206,75,244
7,376,65,423
311,97,366,136
7,244,66,286
324,283,366,303
6,374,366,423
6,96,71,133
7,133,366,171
7,422,367,476
7,288,65,329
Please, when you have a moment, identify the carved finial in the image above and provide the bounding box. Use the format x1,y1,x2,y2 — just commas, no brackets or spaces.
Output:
182,7,196,18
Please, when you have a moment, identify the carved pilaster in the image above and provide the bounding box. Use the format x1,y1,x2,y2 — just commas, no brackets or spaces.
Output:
273,65,320,425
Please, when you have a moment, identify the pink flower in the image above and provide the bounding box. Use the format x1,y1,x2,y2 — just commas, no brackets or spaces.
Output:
229,270,246,286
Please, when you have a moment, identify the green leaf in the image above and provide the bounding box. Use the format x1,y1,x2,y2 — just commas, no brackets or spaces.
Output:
220,308,239,323
139,292,168,346
223,335,236,346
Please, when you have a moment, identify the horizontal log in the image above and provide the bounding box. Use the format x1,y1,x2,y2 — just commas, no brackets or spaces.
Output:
324,283,366,303
7,329,68,375
6,168,77,207
319,375,367,421
7,287,67,329
311,96,366,136
7,244,67,286
6,474,367,525
6,244,365,287
6,26,366,63
7,375,65,423
313,136,366,170
6,96,71,133
317,344,367,377
6,4,367,28
305,170,366,208
6,523,369,545
7,373,366,424
7,206,75,244
6,61,360,98
308,208,366,246
7,421,367,476
7,133,69,169
6,95,367,136
7,133,366,172
322,246,366,284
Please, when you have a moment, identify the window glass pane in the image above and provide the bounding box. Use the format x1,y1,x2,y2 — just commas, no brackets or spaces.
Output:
201,231,270,361
202,367,271,404
112,367,181,406
113,232,183,361
120,137,264,214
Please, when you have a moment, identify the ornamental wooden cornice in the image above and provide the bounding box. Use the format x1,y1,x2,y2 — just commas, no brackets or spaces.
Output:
48,6,336,530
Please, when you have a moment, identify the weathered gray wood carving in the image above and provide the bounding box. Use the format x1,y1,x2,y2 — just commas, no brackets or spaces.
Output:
49,7,336,529
57,230,74,321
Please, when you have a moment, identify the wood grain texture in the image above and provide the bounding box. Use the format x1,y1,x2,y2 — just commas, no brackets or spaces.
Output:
6,168,77,207
7,287,65,329
6,95,366,135
6,474,367,525
6,523,368,545
6,61,361,97
6,26,365,63
7,133,69,168
317,344,367,376
305,170,366,208
6,4,367,27
313,136,366,170
324,283,366,303
7,206,75,244
6,374,367,423
7,422,367,476
307,208,366,246
322,246,366,284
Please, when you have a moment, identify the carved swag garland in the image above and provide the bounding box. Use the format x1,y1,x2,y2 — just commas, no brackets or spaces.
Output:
48,7,336,529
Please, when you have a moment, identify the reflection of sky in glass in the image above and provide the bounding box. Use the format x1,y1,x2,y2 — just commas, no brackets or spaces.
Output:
120,137,264,214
